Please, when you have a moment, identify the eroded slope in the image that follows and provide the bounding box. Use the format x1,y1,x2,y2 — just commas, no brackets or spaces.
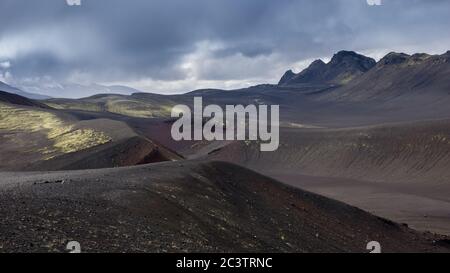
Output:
0,161,447,253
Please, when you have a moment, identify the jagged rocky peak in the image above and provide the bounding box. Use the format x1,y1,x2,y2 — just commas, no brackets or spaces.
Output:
278,69,297,85
411,53,430,59
329,50,376,71
441,50,450,61
408,53,431,64
379,52,411,65
278,50,376,86
308,59,326,69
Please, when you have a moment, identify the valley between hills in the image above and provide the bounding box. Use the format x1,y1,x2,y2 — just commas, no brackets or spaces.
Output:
1,50,450,252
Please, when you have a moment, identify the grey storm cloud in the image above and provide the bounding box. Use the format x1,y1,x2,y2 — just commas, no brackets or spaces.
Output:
1,0,450,96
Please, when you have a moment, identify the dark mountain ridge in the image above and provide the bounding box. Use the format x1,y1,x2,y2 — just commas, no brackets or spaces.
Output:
320,50,450,101
279,50,376,86
0,90,51,109
43,49,450,126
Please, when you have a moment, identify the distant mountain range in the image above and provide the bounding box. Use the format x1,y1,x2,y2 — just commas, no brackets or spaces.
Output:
2,49,450,122
14,82,142,99
0,80,143,100
32,49,450,127
0,81,51,100
279,50,376,86
279,50,450,101
321,51,450,101
3,49,449,103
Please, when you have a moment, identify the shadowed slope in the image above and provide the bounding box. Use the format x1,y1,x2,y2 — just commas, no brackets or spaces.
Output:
0,90,51,109
207,120,450,185
204,120,450,234
25,127,181,171
0,161,447,253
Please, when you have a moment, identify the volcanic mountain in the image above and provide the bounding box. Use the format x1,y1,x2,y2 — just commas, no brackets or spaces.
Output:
320,51,450,101
43,50,450,126
279,51,376,86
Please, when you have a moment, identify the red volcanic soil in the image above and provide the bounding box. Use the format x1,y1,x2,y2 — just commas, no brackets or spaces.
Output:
205,120,450,235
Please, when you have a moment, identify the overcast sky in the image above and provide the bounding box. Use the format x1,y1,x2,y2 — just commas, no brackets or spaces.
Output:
0,0,449,97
